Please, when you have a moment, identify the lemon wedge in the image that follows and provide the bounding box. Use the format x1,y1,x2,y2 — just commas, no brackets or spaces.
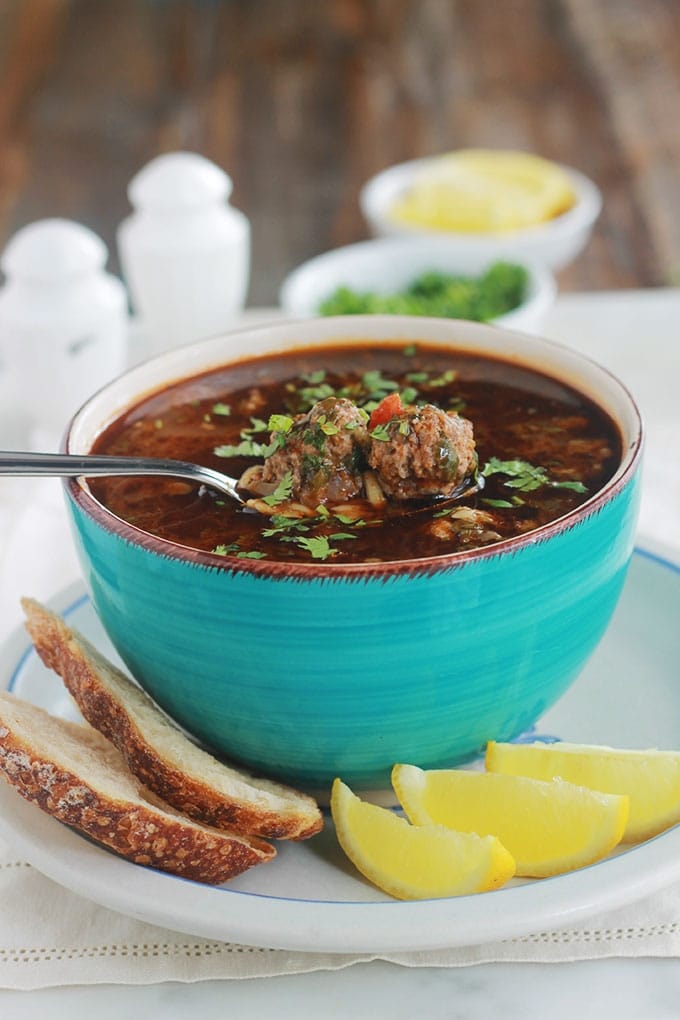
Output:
330,778,515,900
486,740,680,843
389,149,576,233
392,764,628,878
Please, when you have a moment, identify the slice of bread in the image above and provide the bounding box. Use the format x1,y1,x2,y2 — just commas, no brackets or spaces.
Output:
22,598,323,841
0,691,275,884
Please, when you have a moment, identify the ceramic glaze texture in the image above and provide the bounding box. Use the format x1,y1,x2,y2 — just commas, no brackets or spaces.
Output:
66,472,639,788
63,316,643,790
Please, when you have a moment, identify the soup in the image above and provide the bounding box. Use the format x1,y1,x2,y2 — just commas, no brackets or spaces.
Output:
89,342,621,564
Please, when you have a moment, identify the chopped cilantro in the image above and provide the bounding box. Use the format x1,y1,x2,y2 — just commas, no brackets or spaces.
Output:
214,439,275,458
261,515,311,537
212,402,231,416
482,457,586,494
213,545,267,560
303,426,327,452
297,382,336,409
400,386,419,404
263,470,295,506
212,543,240,555
242,417,269,435
362,369,398,391
369,424,391,442
291,535,337,560
427,369,457,388
481,498,520,509
554,480,589,492
268,413,294,433
301,369,327,385
301,453,324,480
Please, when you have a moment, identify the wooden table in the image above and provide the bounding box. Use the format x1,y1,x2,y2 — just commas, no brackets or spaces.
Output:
0,1,678,303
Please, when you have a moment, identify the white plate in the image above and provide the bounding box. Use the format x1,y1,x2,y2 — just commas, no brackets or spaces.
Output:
1,542,680,953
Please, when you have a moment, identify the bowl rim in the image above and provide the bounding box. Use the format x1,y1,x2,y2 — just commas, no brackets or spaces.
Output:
64,314,642,580
359,156,603,242
278,236,557,322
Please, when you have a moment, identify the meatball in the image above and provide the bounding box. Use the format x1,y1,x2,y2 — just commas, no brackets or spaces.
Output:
367,402,476,501
261,396,369,506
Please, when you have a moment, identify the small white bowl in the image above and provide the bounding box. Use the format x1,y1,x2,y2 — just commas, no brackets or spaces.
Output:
359,157,602,271
279,237,556,335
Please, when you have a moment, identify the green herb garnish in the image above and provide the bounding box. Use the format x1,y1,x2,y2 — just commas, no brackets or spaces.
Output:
482,457,587,494
426,369,457,388
242,417,269,435
296,382,336,409
290,535,337,560
369,424,391,442
334,512,363,525
263,471,295,506
213,544,267,560
301,370,327,385
268,413,294,433
214,439,275,458
261,514,312,537
400,386,419,404
212,543,240,555
481,498,523,509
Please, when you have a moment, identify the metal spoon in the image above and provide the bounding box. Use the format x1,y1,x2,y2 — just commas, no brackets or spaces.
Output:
0,451,246,505
393,474,484,518
0,451,483,517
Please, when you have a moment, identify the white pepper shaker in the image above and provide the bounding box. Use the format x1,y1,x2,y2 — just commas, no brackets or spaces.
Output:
117,152,250,358
0,218,128,448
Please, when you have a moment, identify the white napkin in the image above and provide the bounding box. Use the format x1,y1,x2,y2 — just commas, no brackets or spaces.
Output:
3,829,680,990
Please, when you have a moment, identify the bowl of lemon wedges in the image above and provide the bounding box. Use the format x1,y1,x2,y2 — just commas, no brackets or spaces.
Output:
360,149,602,271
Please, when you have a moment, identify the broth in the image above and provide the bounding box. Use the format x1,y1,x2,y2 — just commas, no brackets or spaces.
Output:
89,342,622,564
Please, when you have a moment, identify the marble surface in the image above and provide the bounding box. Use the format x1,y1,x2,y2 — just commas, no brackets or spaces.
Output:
1,289,679,1016
3,959,680,1018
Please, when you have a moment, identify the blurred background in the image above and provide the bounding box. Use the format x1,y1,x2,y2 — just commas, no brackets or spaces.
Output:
0,0,678,306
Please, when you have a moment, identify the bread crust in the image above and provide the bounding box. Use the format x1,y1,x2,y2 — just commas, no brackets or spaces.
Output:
22,598,323,841
0,694,274,884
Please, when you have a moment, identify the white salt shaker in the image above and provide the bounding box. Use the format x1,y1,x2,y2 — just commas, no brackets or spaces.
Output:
0,218,128,448
117,152,250,358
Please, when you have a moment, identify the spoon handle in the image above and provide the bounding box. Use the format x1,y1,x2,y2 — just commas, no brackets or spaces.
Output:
0,451,242,502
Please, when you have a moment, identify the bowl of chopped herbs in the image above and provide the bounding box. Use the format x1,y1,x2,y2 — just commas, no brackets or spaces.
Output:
280,238,555,334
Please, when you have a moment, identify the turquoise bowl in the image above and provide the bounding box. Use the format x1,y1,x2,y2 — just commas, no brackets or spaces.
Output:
64,315,642,794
